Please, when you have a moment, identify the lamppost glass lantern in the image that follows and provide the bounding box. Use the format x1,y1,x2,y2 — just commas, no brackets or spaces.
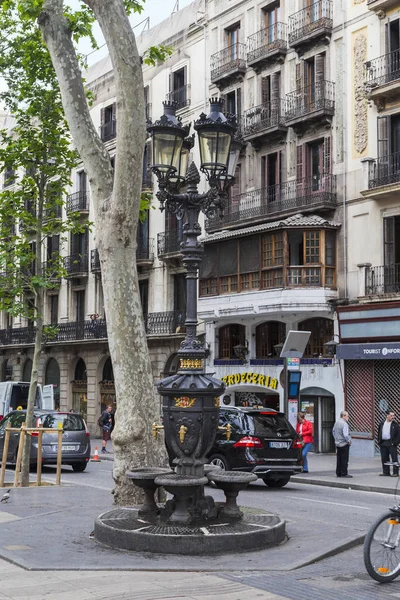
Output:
168,135,194,191
146,102,189,177
194,98,236,183
216,136,242,196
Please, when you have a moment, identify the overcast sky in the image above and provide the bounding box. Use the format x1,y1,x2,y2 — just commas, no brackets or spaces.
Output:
70,0,193,65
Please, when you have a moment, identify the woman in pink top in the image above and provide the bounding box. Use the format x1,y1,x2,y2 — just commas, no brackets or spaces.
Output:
296,412,314,473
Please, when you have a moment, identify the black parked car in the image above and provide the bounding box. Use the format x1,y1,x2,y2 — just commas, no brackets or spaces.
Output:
206,406,303,488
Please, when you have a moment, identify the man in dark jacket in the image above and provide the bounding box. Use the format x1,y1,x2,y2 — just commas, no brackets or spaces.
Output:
378,410,400,477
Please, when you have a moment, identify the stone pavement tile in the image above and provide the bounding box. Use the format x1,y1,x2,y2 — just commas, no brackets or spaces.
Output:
0,581,80,599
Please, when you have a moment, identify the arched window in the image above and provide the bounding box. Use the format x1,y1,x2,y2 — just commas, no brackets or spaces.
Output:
2,359,12,381
22,359,33,382
74,358,87,381
218,324,246,359
299,318,333,357
255,322,286,358
102,357,114,382
45,358,60,410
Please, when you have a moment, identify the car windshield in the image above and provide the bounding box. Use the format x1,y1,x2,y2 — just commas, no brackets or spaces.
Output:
244,412,294,437
40,414,85,431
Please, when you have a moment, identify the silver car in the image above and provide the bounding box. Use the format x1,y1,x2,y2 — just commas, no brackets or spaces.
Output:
0,410,91,472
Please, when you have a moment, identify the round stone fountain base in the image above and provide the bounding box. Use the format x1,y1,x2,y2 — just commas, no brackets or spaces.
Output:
94,505,286,555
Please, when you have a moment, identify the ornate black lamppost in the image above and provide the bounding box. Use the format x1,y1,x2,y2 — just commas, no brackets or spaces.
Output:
146,99,247,518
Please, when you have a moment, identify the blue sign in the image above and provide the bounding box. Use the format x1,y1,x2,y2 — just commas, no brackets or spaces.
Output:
336,342,400,360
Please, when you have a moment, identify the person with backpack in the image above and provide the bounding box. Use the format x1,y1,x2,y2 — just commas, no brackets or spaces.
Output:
99,405,113,453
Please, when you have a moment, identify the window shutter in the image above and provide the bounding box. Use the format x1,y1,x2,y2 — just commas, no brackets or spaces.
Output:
169,72,173,93
183,65,187,86
53,235,60,254
384,216,395,266
236,88,242,131
323,136,332,174
377,116,389,160
315,53,325,83
277,150,282,184
296,144,304,181
100,107,105,126
261,76,271,105
295,62,303,91
111,102,116,121
271,72,280,101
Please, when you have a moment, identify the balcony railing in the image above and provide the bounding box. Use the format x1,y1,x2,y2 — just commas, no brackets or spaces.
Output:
247,23,287,65
205,175,337,231
243,99,286,137
210,43,247,83
365,50,400,90
64,253,89,276
66,191,89,214
368,152,400,189
100,119,116,143
0,311,188,346
365,263,400,295
43,204,62,221
145,311,184,335
285,80,335,122
157,229,183,257
165,85,191,110
288,0,333,46
91,249,101,274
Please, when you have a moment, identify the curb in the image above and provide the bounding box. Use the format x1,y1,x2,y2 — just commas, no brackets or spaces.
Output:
90,454,114,462
291,475,395,495
286,533,365,570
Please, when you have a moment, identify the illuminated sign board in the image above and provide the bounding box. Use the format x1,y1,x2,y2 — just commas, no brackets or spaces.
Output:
221,372,279,390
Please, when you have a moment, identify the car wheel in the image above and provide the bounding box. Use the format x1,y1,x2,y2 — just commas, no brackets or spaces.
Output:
208,454,230,471
72,462,87,472
263,477,290,488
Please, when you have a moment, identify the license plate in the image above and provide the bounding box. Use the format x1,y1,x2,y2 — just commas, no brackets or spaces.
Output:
53,445,78,451
269,442,290,449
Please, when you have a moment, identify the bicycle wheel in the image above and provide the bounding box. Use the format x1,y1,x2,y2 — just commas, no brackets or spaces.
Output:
364,511,400,582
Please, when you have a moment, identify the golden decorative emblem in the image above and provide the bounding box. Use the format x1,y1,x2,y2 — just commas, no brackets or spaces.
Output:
174,397,196,408
180,358,202,369
214,397,220,407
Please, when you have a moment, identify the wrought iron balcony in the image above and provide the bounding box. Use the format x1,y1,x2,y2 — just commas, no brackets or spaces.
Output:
165,85,191,110
66,191,89,214
145,311,185,335
157,229,183,258
43,204,62,221
100,119,116,143
243,99,287,144
137,238,154,265
285,80,335,132
368,152,400,190
247,23,287,69
288,0,333,51
365,263,400,295
91,249,101,274
210,43,247,88
0,327,36,346
205,175,337,232
364,50,400,106
64,253,89,277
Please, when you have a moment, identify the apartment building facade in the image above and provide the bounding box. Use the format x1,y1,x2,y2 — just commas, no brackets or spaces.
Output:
335,0,400,456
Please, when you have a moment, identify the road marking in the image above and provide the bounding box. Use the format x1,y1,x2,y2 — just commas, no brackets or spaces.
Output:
286,495,371,509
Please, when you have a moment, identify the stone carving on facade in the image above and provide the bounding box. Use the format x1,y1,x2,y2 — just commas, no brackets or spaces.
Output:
353,0,365,4
335,39,344,163
353,33,368,155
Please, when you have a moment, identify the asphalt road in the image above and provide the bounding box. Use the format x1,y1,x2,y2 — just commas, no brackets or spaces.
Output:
1,461,400,599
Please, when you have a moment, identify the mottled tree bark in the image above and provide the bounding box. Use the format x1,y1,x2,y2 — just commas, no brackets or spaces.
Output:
38,0,165,504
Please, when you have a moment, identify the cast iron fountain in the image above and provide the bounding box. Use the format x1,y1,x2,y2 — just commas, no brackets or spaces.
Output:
94,101,286,554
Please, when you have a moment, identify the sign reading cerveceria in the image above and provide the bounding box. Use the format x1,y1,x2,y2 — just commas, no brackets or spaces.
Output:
221,372,278,390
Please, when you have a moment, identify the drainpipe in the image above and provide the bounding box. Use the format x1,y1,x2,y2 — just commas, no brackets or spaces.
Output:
341,1,348,300
195,0,208,112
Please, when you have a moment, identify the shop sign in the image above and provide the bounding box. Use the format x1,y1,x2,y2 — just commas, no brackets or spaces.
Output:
221,372,278,390
337,342,400,360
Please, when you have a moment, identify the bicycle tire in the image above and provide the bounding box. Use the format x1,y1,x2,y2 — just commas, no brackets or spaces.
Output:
364,511,400,583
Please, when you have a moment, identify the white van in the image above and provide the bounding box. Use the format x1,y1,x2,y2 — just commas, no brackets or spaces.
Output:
0,382,54,419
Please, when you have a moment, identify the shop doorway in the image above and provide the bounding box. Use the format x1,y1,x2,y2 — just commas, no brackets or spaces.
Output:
72,358,87,420
100,357,115,413
300,387,335,453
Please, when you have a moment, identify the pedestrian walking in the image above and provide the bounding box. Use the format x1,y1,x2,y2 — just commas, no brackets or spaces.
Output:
296,412,314,473
378,410,400,477
332,410,353,478
100,404,113,453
